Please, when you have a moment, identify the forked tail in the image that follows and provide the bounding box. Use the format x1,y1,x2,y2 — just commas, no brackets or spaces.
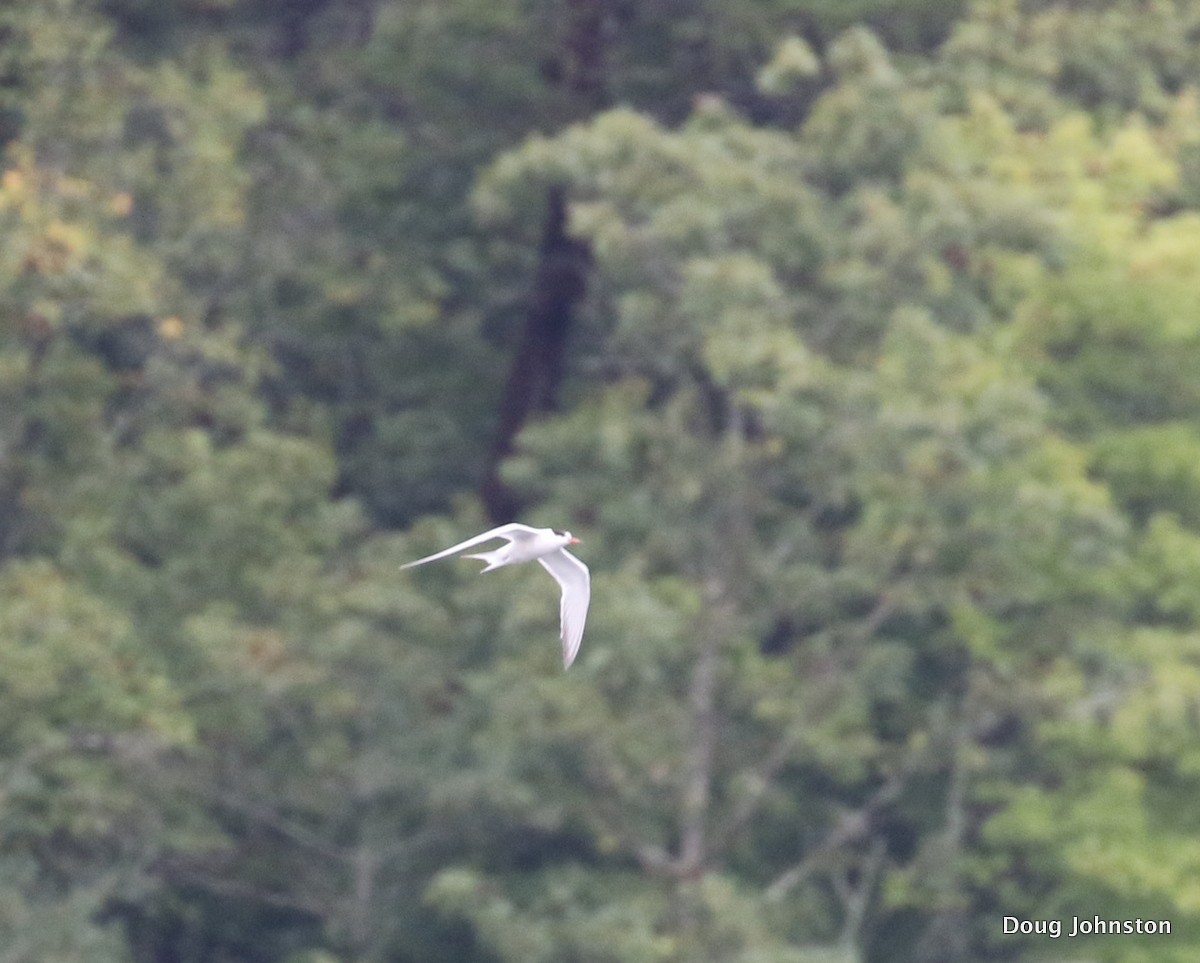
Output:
464,550,506,572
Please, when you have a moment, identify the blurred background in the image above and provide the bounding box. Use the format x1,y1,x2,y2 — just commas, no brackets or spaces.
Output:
2,0,1199,961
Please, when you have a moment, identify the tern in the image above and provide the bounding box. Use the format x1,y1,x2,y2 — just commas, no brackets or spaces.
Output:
401,523,590,668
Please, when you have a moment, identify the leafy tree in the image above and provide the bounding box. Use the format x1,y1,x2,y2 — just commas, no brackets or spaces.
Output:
396,91,1130,962
4,2,1200,962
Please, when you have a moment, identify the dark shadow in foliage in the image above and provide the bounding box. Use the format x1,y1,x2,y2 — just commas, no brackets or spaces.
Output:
480,186,591,522
106,887,324,963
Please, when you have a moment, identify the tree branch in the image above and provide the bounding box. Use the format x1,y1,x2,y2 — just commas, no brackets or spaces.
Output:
480,185,591,522
765,772,904,902
709,725,805,856
204,788,348,863
153,855,330,917
678,609,720,878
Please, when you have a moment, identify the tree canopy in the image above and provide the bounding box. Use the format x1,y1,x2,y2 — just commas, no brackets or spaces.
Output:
2,1,1200,961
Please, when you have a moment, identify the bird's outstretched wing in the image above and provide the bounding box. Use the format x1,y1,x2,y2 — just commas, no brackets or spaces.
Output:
538,549,591,668
401,523,542,569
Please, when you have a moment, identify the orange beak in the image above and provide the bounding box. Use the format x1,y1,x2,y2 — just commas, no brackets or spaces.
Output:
568,536,581,544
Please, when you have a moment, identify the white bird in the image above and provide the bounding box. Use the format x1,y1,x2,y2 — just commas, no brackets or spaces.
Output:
401,523,590,668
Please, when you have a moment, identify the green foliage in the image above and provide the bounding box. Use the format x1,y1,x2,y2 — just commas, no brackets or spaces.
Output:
4,1,1200,962
460,86,1145,960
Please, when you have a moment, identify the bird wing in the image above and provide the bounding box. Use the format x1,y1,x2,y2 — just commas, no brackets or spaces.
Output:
401,523,543,569
537,548,591,669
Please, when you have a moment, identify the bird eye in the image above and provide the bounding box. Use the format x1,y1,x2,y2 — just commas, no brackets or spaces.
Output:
553,529,564,537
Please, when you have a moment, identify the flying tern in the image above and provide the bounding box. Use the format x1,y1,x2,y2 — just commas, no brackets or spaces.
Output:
401,523,590,668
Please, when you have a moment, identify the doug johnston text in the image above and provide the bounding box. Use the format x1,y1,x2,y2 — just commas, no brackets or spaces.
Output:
1003,916,1171,938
